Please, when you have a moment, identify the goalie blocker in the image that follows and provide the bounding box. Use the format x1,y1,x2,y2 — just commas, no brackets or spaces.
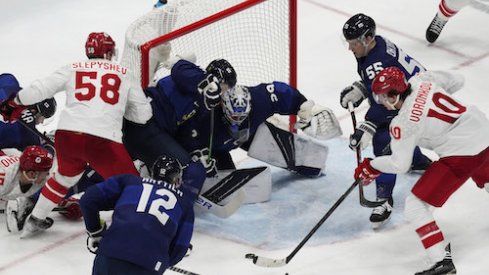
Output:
248,121,328,177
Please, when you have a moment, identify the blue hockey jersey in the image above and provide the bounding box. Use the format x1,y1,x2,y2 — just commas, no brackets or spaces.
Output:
145,60,209,136
356,36,426,126
0,73,41,150
79,162,205,273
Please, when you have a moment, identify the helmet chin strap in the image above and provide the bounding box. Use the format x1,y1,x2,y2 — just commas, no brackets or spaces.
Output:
385,94,400,110
22,170,39,183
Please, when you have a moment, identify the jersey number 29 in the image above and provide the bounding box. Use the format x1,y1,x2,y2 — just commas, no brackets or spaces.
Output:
75,71,121,105
136,183,178,226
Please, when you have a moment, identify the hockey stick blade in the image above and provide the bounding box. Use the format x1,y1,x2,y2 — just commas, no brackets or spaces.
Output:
358,184,387,208
169,266,200,275
246,179,359,267
245,253,286,267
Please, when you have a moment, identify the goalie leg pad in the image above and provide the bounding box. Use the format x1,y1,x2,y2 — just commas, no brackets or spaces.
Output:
248,122,328,176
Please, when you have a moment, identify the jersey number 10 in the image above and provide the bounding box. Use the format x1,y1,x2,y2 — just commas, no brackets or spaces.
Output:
75,71,121,105
136,183,178,226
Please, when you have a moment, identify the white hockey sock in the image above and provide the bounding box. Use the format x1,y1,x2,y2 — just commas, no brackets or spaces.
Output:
31,195,58,220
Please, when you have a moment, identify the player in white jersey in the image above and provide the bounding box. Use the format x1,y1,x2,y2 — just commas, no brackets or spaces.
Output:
0,32,153,237
426,0,471,43
354,67,489,275
0,146,52,232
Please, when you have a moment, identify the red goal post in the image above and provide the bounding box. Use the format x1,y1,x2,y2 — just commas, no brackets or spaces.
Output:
121,0,297,129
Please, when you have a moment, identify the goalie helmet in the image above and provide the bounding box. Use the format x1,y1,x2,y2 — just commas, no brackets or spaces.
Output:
20,145,53,172
205,59,237,87
151,155,184,187
343,13,376,40
372,67,409,96
221,85,251,126
35,97,57,119
85,32,116,60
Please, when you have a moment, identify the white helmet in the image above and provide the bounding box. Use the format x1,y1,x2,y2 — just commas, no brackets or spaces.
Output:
221,85,251,126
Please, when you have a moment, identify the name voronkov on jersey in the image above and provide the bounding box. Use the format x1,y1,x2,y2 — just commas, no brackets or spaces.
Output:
71,61,127,75
409,82,431,123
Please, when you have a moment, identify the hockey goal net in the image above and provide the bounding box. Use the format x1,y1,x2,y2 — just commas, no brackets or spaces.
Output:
121,0,297,127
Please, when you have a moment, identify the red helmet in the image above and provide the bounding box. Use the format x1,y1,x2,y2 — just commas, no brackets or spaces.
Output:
85,32,116,60
20,146,53,171
371,67,409,96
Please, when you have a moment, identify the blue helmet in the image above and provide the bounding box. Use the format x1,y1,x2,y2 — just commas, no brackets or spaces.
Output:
206,59,237,87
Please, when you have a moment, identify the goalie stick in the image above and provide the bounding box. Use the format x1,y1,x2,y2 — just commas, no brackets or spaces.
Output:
169,266,200,275
245,179,360,267
348,102,385,208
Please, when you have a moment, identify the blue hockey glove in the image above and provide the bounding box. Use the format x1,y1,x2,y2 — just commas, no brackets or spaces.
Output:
349,121,376,151
86,221,107,254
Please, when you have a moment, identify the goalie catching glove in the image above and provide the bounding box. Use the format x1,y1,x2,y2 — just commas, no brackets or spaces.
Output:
349,120,376,150
340,80,368,109
198,74,221,110
295,100,342,140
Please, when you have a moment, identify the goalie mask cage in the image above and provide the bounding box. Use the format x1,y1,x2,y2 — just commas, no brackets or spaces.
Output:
121,0,297,130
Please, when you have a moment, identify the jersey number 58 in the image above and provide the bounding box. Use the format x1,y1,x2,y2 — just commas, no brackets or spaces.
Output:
75,71,121,105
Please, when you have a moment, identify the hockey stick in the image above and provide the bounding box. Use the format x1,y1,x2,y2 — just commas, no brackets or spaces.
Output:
0,206,66,214
245,179,360,267
17,120,55,147
168,266,200,275
347,102,385,208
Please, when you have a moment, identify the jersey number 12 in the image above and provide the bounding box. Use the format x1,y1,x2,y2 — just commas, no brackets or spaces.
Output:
136,183,178,226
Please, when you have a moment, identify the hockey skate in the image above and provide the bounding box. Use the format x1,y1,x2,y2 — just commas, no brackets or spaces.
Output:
415,244,457,275
426,14,447,43
369,197,393,229
20,214,54,239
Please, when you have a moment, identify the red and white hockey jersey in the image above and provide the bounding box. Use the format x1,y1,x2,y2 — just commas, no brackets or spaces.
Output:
371,75,489,174
0,155,43,200
17,59,152,143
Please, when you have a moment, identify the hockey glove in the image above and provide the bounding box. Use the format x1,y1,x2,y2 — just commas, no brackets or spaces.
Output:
354,158,381,185
6,197,35,233
87,221,107,254
349,121,377,151
340,80,368,109
295,100,342,140
198,74,221,110
190,148,217,177
0,95,26,123
58,197,83,220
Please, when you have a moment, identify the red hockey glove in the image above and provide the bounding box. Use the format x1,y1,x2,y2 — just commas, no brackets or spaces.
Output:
354,158,381,186
58,197,82,220
0,95,26,123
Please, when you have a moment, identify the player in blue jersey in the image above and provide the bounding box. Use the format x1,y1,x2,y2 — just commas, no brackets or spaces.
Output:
0,73,57,152
123,58,230,173
80,155,205,275
340,14,433,228
127,57,339,175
